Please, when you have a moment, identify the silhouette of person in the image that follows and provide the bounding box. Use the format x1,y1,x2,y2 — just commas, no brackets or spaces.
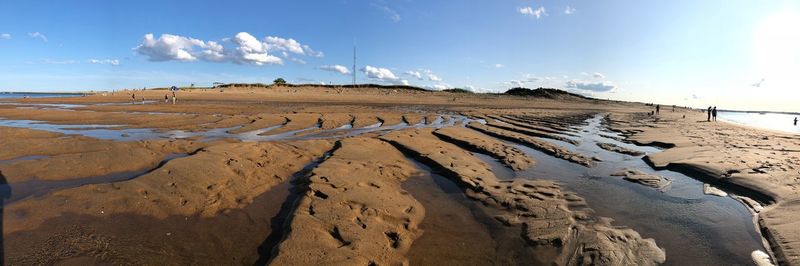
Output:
795,117,798,126
712,106,717,121
656,104,660,114
707,106,712,121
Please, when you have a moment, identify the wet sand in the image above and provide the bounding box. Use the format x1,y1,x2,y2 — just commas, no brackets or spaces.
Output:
0,85,793,265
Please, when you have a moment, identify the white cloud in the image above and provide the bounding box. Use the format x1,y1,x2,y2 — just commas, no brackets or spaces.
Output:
519,6,547,19
404,70,423,80
1,33,10,40
692,94,701,99
230,32,282,65
28,32,47,42
509,80,525,87
593,72,605,79
494,63,504,68
133,33,204,61
264,36,322,57
39,58,78,65
362,65,399,80
565,80,617,92
427,73,442,82
133,32,320,66
361,65,408,85
88,59,121,66
318,64,351,75
564,6,576,15
430,84,449,90
372,2,401,22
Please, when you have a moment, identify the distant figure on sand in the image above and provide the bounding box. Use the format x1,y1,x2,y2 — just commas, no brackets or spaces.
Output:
707,106,712,121
132,93,136,104
712,106,717,121
172,92,176,104
164,94,169,103
656,105,660,114
794,117,798,126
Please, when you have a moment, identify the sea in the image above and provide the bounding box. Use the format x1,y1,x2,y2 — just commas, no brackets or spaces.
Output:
718,111,800,134
0,92,83,99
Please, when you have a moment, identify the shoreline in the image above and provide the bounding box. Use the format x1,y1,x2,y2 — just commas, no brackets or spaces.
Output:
608,110,800,265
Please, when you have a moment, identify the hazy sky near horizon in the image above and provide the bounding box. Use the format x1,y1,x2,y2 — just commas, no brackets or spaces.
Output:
1,0,799,112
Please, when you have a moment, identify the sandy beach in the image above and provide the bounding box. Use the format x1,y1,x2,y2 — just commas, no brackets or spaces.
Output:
0,85,796,265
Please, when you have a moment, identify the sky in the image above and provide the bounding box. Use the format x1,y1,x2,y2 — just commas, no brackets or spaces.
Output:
1,0,799,112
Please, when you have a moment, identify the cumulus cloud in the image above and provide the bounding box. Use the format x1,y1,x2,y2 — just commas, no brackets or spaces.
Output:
230,32,282,65
362,65,399,80
427,73,442,82
494,63,504,68
404,70,423,80
134,33,204,61
1,33,10,40
88,59,121,66
133,32,320,66
318,64,351,75
28,32,47,42
593,72,605,79
362,65,408,85
564,6,576,15
519,6,547,19
565,80,617,92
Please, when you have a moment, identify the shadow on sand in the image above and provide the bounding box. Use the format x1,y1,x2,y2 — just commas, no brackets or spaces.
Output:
0,171,10,265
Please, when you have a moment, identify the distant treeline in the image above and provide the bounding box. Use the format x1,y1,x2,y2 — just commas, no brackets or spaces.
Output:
145,82,590,100
215,83,431,92
504,87,588,99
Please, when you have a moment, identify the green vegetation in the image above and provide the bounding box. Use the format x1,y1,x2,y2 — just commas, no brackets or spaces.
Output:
273,78,287,85
442,88,473,93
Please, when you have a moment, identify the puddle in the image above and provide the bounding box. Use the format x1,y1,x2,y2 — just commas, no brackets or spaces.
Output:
471,114,768,266
1,153,189,203
0,115,481,142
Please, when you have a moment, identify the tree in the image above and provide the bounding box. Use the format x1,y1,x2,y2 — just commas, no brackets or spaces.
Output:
273,78,287,85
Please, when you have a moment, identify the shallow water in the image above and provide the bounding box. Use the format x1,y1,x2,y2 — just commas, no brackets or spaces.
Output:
0,93,83,99
481,114,767,266
718,111,800,134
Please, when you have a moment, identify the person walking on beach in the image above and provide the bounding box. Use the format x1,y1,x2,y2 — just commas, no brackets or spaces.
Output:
132,93,136,104
707,106,712,121
794,117,798,126
656,104,660,115
164,94,169,103
171,92,176,105
712,106,717,121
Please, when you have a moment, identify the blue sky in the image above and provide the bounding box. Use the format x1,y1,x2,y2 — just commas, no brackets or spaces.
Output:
1,0,799,111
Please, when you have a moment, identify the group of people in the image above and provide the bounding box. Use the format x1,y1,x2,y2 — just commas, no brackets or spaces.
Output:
707,106,718,122
131,90,177,105
164,91,177,104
